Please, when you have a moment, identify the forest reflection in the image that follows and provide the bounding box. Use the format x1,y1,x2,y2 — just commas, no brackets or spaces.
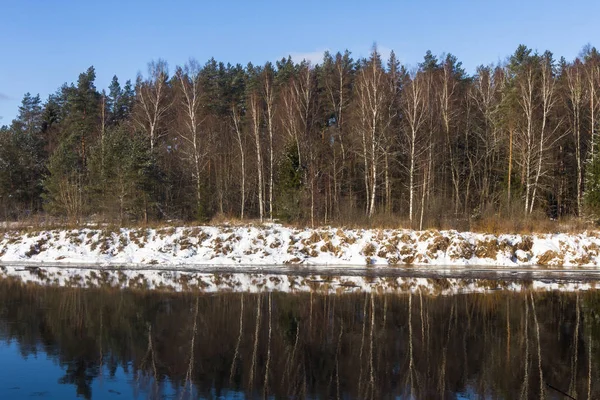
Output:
1,279,599,399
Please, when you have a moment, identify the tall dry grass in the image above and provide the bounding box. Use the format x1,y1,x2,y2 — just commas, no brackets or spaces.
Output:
0,210,597,236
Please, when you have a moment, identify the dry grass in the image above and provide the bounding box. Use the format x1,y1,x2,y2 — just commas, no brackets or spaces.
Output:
537,250,562,266
2,209,599,236
469,215,595,234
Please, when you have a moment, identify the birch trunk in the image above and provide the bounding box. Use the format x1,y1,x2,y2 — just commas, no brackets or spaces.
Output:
567,64,584,217
250,92,264,222
134,60,171,152
402,73,426,224
263,71,276,220
232,106,246,219
530,59,556,214
176,62,205,217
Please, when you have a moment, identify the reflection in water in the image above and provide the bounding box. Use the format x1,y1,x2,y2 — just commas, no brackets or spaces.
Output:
0,279,599,399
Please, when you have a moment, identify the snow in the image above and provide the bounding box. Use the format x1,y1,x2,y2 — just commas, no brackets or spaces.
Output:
1,224,600,267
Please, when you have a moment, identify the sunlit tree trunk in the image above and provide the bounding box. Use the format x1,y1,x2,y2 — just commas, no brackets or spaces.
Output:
439,62,461,215
567,62,585,217
518,66,536,214
134,59,171,152
232,106,246,219
355,51,386,218
249,92,264,222
263,69,276,220
530,57,558,213
175,60,206,218
402,72,427,224
585,54,600,163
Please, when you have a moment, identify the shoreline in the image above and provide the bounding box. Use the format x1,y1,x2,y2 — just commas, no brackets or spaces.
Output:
2,264,599,295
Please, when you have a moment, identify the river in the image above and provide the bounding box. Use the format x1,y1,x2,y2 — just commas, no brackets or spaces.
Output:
0,273,598,399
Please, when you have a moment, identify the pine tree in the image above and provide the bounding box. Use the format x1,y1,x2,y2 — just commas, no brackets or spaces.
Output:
42,67,100,219
275,144,303,221
88,126,156,222
0,93,47,215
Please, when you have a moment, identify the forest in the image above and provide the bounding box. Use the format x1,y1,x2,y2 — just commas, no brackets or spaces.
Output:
1,44,599,228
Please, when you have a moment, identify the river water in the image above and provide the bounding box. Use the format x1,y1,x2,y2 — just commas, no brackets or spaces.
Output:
0,277,598,399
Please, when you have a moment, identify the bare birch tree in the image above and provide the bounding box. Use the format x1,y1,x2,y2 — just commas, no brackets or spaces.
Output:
232,104,246,219
134,59,171,152
566,60,585,216
262,64,277,220
322,51,353,211
175,59,207,217
401,71,428,224
354,47,388,217
584,48,600,162
470,65,503,209
529,53,560,213
249,90,264,222
439,55,463,215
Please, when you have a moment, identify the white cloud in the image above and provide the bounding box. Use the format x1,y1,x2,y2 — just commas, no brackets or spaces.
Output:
287,49,329,65
285,44,398,67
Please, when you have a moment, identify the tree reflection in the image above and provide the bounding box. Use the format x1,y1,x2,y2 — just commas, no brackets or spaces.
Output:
0,278,599,399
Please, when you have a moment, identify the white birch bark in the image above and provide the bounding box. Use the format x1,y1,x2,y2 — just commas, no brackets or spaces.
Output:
232,105,246,219
402,72,427,223
249,92,264,222
134,59,171,152
175,60,206,217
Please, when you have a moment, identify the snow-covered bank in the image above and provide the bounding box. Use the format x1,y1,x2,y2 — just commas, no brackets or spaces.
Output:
0,265,596,295
1,224,600,267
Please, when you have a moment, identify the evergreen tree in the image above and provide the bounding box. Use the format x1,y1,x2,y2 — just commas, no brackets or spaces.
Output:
13,93,43,136
275,144,304,221
88,126,156,222
107,75,122,124
0,93,47,215
42,67,100,219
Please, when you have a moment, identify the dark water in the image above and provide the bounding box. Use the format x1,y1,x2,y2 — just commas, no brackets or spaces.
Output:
0,280,599,399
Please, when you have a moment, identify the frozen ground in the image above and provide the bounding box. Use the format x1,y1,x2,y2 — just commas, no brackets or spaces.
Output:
1,224,600,267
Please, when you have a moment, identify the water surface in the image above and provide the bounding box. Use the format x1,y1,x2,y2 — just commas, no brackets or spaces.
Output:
0,279,599,399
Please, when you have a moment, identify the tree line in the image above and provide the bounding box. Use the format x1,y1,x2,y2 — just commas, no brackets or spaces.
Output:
1,44,599,227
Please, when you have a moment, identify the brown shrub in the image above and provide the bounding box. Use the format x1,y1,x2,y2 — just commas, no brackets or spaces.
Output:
448,239,474,260
362,243,377,257
516,236,534,252
305,232,321,244
398,233,414,244
474,239,499,259
428,234,450,253
583,242,600,257
537,250,561,266
320,240,340,255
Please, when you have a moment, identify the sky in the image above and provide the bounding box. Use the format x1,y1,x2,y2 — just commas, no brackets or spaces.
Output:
0,0,599,124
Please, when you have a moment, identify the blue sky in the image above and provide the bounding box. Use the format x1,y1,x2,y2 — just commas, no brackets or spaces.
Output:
1,0,598,124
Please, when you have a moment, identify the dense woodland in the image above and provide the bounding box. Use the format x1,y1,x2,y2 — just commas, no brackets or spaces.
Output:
1,44,600,227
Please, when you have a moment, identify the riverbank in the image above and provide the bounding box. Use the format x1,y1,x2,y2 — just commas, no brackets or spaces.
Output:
1,224,600,267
